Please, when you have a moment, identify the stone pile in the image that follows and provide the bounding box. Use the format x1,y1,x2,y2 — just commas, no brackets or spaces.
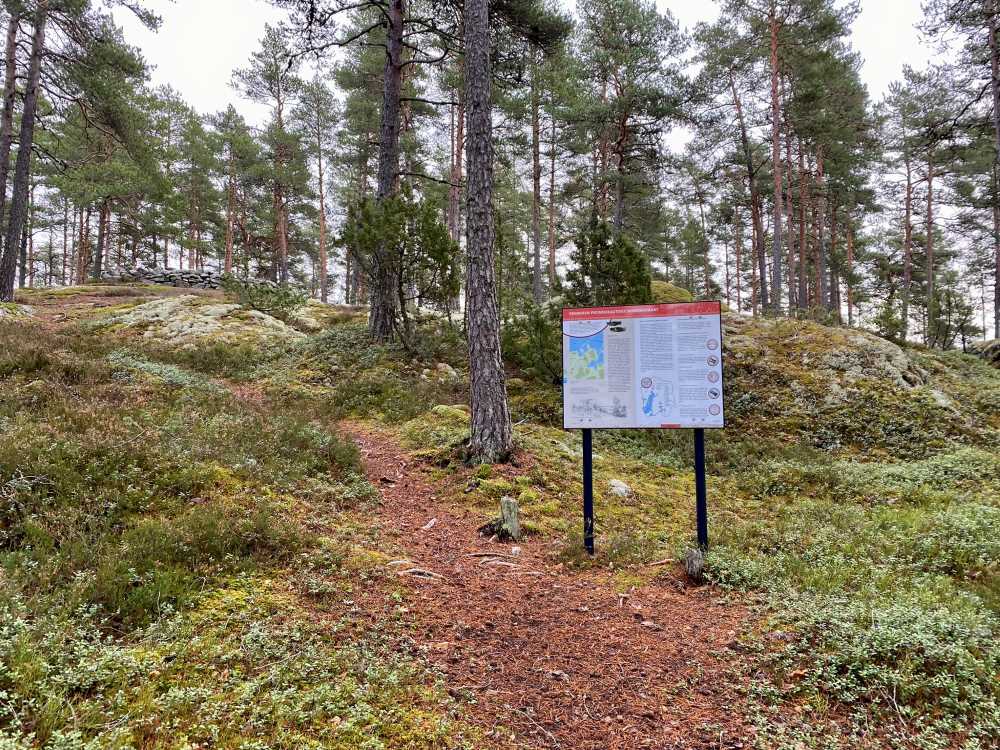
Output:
101,266,233,289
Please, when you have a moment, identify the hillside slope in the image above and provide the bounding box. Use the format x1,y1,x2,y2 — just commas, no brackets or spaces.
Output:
1,284,997,749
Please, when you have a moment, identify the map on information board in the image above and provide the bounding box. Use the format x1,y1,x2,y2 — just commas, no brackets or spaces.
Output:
562,302,725,429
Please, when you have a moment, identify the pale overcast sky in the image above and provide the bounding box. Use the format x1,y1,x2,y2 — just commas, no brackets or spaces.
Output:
113,0,928,126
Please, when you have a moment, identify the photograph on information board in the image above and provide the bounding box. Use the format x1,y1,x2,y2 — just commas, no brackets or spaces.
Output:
562,302,724,430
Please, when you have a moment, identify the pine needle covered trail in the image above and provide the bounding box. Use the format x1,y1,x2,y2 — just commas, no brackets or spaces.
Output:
346,423,752,750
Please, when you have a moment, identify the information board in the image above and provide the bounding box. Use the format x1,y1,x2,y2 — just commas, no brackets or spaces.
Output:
562,301,724,430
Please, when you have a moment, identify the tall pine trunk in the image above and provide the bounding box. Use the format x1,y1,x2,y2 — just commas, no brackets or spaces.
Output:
530,57,543,303
926,150,935,339
734,188,743,311
316,121,328,302
784,115,796,309
990,1,1000,337
731,75,768,310
902,150,914,338
447,92,464,243
61,198,69,285
797,140,808,310
548,116,557,285
91,198,110,281
224,146,235,274
846,219,854,326
828,201,838,316
0,4,46,302
815,151,827,307
767,2,784,312
369,0,406,341
0,12,17,262
465,0,512,462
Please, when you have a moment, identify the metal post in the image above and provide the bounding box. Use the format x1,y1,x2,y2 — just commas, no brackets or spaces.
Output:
583,428,594,554
694,428,708,549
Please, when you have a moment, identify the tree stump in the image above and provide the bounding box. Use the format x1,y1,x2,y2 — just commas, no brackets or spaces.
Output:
684,547,705,584
478,496,522,542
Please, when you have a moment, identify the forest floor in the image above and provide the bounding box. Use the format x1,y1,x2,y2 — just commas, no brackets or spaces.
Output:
2,284,998,750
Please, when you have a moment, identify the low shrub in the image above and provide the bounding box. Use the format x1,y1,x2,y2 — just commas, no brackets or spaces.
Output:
221,275,308,322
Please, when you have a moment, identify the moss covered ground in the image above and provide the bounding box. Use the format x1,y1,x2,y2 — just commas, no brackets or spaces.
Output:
0,294,483,749
1,284,998,748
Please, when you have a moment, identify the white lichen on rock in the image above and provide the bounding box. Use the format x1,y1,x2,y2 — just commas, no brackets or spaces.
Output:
0,303,34,319
101,294,305,344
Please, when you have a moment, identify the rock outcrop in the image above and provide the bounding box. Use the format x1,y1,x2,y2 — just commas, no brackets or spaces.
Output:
0,302,33,319
971,339,1000,368
101,294,305,344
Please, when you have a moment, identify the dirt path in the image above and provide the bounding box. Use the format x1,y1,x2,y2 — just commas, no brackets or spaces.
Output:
346,423,754,750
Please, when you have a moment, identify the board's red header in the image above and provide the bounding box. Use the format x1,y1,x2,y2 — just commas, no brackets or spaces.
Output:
562,301,721,320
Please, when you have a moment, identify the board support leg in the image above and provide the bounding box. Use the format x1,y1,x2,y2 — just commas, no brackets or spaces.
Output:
582,428,594,555
694,427,708,550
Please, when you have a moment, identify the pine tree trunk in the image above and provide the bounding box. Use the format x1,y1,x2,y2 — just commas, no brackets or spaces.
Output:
993,166,1000,340
274,74,290,284
0,5,46,302
782,72,796,309
225,148,235,274
731,74,768,311
797,140,808,310
62,198,69,285
597,80,609,220
449,90,465,244
0,12,18,263
989,0,1000,337
530,58,543,303
815,151,827,307
369,0,406,341
91,198,109,282
734,191,743,311
17,222,27,289
723,234,731,308
317,124,328,303
902,150,913,338
73,206,83,284
926,151,935,324
767,3,784,312
465,0,512,463
548,116,557,286
697,188,711,296
828,201,838,315
752,194,767,314
75,208,84,284
25,186,34,287
846,220,854,326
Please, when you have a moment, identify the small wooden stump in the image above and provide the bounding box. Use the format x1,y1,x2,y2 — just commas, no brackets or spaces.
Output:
684,547,705,584
478,496,522,542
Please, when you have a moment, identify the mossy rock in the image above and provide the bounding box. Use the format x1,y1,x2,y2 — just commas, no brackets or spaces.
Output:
0,301,33,319
651,281,694,303
971,339,1000,368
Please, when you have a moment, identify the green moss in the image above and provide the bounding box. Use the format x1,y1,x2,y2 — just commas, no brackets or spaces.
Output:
0,577,480,748
650,280,694,303
398,405,470,461
477,478,515,499
517,488,539,504
0,314,473,749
